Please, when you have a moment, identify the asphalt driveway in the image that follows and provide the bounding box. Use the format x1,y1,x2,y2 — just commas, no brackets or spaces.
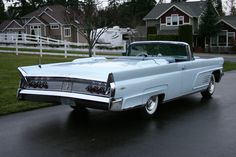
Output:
0,71,236,157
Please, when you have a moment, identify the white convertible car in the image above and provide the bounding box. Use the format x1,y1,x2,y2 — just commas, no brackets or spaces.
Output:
17,41,224,115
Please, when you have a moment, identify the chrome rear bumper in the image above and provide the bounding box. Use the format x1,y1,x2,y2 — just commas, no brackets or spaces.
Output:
18,89,123,111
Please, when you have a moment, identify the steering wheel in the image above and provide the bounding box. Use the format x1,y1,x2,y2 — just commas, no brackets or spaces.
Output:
136,52,148,57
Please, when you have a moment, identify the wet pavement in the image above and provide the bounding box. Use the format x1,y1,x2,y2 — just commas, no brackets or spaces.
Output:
0,71,236,157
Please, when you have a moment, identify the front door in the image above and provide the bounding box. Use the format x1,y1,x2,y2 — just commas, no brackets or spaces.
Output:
30,25,41,36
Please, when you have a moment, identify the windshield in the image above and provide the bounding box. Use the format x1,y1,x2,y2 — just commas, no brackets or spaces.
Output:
128,43,188,59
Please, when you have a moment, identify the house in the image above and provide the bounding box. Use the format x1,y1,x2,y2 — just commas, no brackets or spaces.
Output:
0,20,24,34
211,16,236,52
143,1,236,53
0,5,86,43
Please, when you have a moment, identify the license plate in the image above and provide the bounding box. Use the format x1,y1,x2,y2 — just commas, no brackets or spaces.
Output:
61,98,76,106
61,82,72,92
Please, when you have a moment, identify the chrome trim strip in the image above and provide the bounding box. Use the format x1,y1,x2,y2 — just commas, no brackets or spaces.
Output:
193,84,209,90
20,89,110,103
110,82,115,97
112,98,123,104
24,75,107,82
18,67,27,77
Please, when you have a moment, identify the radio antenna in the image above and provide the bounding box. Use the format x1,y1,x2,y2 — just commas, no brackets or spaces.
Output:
38,55,42,68
38,37,42,68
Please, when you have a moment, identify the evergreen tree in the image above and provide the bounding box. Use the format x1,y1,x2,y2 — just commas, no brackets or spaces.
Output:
28,0,46,8
46,0,67,6
108,0,120,7
106,0,120,26
116,0,156,27
171,0,186,3
67,0,79,9
0,0,7,22
6,0,46,18
199,0,219,52
214,0,224,16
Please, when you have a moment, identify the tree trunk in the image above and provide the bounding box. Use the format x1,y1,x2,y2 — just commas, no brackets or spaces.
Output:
88,44,93,57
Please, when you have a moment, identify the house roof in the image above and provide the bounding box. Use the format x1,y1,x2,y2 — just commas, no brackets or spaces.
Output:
0,20,11,31
23,16,47,27
22,5,76,25
143,1,207,20
0,19,24,32
219,16,236,30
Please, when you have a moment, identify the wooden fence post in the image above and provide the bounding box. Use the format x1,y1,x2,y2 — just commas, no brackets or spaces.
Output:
16,35,18,55
64,40,67,58
124,43,127,52
40,38,43,57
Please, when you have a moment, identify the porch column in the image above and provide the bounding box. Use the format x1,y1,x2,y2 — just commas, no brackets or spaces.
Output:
226,31,228,47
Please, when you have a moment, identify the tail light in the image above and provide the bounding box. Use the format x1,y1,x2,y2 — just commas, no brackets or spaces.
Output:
85,73,115,97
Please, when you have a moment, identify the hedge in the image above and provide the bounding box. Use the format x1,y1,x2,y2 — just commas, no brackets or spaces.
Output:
147,34,179,41
178,25,193,48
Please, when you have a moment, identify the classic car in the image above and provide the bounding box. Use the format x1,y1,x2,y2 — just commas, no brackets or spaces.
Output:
17,41,224,115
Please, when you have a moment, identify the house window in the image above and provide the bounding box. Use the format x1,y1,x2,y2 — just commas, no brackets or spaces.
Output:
50,24,59,29
166,17,171,26
228,32,235,46
218,31,227,46
172,15,178,25
166,15,184,26
211,36,217,46
64,26,71,37
211,31,235,47
179,16,184,25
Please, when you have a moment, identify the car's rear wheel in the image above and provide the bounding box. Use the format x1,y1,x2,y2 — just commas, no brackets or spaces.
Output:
201,74,216,99
144,96,159,115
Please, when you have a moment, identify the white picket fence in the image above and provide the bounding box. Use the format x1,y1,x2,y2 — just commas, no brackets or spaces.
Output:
0,33,126,57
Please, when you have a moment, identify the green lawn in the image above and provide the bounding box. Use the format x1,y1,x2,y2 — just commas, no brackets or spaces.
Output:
0,53,236,116
223,62,236,72
0,53,76,115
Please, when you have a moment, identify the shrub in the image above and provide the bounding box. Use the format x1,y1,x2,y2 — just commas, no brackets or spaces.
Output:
179,25,193,48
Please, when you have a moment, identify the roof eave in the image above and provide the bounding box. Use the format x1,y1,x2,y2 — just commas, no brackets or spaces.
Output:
217,19,236,31
156,5,193,20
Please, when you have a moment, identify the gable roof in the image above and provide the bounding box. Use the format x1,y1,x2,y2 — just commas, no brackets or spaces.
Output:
23,16,47,27
22,5,75,25
218,16,236,30
144,1,207,20
0,20,24,32
0,20,11,31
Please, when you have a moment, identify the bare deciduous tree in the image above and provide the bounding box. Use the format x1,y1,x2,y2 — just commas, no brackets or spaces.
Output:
226,0,236,15
78,0,108,57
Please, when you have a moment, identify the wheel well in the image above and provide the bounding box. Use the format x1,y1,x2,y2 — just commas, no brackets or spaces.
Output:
158,94,165,103
212,70,221,83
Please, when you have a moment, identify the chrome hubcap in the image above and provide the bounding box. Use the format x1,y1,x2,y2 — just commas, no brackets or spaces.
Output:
145,96,158,115
209,75,215,94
